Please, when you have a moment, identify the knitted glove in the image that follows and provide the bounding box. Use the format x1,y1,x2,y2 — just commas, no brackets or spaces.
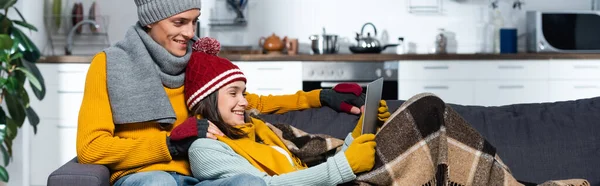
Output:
351,100,391,138
320,83,366,114
344,134,376,173
167,117,209,158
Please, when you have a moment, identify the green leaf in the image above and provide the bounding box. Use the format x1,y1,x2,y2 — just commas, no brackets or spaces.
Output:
9,51,21,61
4,137,12,157
5,118,15,140
12,20,37,32
0,34,12,50
10,27,40,62
25,107,38,134
5,118,16,140
0,165,8,182
0,0,17,9
20,60,44,99
4,92,25,127
0,145,8,166
0,78,6,88
0,13,12,34
15,67,40,91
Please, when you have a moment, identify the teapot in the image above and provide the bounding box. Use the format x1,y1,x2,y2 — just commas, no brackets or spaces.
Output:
349,22,397,54
259,33,286,54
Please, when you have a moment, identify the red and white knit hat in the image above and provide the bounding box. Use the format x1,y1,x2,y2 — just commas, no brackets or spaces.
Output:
185,37,247,110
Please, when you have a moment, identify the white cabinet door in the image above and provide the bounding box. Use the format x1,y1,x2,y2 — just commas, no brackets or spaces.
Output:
233,61,303,96
398,80,475,105
548,80,600,102
474,80,549,106
398,61,478,80
549,60,600,80
476,61,548,80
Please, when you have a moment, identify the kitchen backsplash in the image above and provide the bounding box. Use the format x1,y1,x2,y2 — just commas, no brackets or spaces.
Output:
20,0,594,55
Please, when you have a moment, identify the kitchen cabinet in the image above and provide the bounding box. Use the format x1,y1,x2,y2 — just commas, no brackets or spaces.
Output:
548,59,600,101
232,61,303,96
27,63,89,186
398,60,551,106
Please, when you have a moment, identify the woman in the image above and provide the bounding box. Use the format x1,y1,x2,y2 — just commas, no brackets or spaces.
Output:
179,40,389,185
182,39,590,186
75,1,365,185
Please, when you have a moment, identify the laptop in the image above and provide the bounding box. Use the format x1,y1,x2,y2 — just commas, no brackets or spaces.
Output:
361,77,384,134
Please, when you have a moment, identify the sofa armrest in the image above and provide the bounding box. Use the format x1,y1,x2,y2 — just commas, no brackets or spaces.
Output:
47,157,110,186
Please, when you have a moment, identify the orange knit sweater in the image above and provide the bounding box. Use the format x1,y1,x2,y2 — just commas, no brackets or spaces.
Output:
76,52,322,183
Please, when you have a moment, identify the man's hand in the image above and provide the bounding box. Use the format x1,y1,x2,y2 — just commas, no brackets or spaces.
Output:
320,83,366,114
168,117,224,158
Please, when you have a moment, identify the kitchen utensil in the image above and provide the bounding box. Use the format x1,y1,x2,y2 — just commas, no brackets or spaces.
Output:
309,28,340,54
71,3,83,34
226,0,246,23
88,1,98,33
259,33,285,54
434,28,447,54
350,22,397,54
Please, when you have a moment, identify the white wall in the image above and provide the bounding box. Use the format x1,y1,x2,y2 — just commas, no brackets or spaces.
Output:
22,0,595,56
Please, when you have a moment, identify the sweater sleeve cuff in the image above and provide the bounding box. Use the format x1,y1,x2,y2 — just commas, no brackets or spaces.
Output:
306,89,322,108
341,133,354,152
333,152,357,182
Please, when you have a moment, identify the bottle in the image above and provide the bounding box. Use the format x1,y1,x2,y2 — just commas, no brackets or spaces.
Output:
396,37,405,54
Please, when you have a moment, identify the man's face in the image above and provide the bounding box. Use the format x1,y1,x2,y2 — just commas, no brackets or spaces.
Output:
147,9,200,57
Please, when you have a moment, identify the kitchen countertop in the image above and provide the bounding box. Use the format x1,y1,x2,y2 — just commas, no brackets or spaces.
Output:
37,53,600,63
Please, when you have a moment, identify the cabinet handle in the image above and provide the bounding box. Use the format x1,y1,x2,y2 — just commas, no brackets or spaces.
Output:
573,65,599,69
498,85,524,89
257,67,283,71
497,65,524,69
574,85,599,89
423,66,449,70
424,86,449,90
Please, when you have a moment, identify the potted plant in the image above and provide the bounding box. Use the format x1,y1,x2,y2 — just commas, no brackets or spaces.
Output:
0,0,46,183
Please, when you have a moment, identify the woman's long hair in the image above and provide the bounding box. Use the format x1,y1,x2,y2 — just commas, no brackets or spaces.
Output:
191,92,247,139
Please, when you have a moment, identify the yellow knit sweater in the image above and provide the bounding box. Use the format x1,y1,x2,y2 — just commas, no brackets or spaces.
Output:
76,52,322,183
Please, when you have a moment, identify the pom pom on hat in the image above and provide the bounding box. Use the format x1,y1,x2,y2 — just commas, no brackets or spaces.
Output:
193,37,221,55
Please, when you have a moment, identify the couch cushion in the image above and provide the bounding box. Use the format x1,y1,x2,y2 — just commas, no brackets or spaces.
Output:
260,97,600,185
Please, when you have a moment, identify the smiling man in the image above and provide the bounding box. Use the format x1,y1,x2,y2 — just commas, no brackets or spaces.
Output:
75,0,367,185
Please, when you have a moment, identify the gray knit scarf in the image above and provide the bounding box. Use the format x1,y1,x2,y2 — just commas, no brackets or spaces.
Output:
104,23,191,125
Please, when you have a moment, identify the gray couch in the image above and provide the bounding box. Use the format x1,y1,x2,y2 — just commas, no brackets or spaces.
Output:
48,98,600,186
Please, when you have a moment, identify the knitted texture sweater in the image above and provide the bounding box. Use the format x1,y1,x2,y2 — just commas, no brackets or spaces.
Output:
188,133,357,186
76,52,322,183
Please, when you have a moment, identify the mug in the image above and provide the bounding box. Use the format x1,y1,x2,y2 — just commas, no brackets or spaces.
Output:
286,38,299,55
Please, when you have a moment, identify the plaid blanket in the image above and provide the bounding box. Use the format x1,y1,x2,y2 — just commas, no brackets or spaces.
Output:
253,93,589,186
351,93,589,186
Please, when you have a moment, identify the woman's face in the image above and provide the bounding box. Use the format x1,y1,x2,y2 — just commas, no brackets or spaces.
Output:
217,81,248,126
147,9,200,57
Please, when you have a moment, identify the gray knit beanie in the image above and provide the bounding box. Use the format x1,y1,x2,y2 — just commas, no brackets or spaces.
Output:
135,0,202,26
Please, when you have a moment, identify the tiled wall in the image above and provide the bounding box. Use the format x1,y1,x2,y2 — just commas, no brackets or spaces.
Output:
22,0,593,55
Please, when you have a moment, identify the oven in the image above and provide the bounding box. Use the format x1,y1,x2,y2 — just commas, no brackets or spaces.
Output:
302,61,398,100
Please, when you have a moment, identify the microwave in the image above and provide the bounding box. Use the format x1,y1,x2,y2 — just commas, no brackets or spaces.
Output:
527,11,600,53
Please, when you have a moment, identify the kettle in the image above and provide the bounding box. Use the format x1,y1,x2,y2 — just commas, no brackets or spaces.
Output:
349,22,397,54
